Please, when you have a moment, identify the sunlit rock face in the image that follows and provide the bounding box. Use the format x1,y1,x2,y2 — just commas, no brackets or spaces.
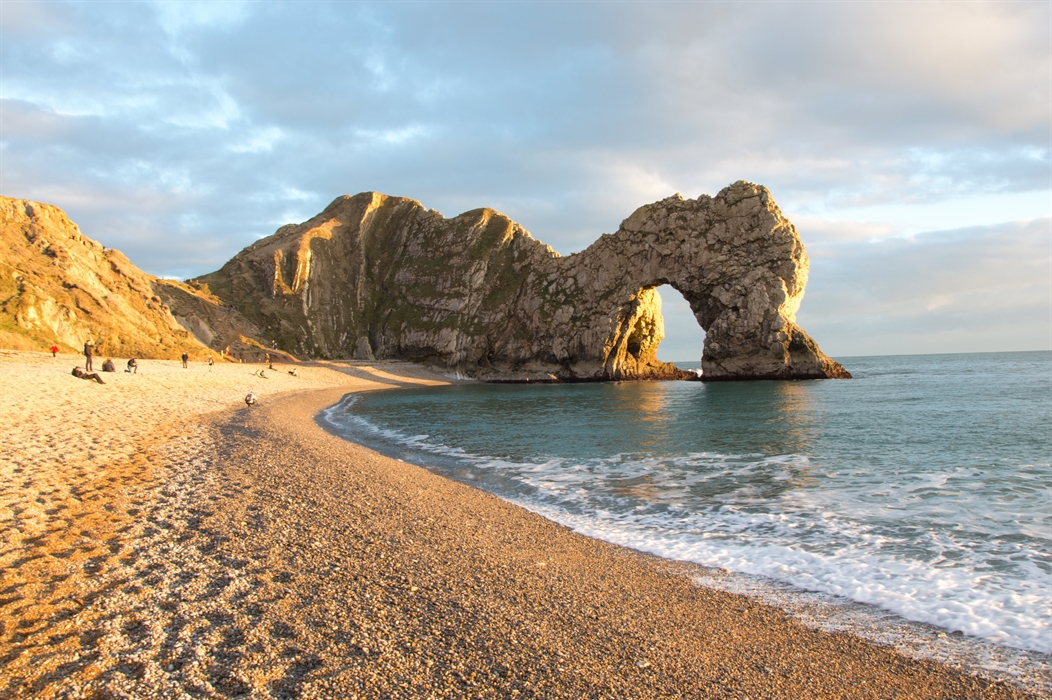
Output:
586,181,852,380
202,181,850,381
0,197,211,359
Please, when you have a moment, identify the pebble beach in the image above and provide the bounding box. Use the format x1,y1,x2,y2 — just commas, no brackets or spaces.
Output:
0,350,1041,698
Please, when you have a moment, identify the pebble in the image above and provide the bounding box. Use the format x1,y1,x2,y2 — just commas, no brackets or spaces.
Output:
0,355,1042,698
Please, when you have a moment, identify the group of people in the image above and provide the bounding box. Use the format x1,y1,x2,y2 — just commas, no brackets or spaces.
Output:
67,340,296,387
79,341,138,370
67,340,138,384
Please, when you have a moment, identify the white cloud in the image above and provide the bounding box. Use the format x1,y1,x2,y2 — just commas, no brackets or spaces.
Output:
228,126,284,153
656,285,706,363
1,1,1048,353
352,125,429,147
153,0,250,37
364,52,396,93
157,78,241,129
797,218,1051,356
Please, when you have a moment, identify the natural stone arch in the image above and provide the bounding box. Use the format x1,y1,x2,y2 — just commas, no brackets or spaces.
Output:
542,181,850,380
201,181,849,381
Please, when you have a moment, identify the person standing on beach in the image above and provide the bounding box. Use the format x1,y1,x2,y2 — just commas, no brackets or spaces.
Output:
208,356,214,370
181,352,189,369
83,340,93,371
49,345,58,358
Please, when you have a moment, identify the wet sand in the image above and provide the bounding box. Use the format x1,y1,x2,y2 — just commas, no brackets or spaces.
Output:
0,351,1040,698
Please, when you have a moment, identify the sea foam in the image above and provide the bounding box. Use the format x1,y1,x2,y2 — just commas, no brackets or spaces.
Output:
323,401,1050,656
320,353,1052,690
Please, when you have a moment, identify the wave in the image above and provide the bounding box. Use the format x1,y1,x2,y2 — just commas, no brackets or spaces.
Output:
322,396,1051,659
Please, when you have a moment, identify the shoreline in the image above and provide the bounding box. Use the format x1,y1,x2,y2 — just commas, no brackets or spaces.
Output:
319,383,1052,695
0,351,1042,697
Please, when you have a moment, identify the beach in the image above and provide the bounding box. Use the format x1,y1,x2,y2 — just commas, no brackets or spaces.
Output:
0,351,1039,698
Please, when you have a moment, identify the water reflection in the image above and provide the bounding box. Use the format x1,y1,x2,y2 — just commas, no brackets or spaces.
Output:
339,378,827,508
677,380,820,457
325,355,1052,658
770,381,821,454
608,381,673,452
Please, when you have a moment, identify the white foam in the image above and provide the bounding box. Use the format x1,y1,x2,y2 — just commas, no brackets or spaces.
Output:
521,503,1051,655
322,400,1052,661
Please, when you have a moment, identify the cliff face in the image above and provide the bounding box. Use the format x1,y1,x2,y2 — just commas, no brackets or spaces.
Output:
202,181,849,381
0,197,291,362
0,197,217,359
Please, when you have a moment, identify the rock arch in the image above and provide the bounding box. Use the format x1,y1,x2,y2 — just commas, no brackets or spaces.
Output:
544,181,850,380
201,181,850,381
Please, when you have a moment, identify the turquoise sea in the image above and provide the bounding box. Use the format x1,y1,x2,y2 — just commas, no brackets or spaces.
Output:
322,351,1051,681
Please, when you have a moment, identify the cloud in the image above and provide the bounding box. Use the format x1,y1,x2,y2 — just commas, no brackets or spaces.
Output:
656,285,707,363
0,1,1048,353
796,218,1052,356
659,217,1051,361
227,126,284,154
153,0,250,38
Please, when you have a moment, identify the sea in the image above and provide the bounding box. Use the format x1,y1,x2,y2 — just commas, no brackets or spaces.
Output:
321,351,1051,690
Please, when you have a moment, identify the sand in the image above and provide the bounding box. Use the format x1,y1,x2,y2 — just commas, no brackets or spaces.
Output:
0,350,1042,698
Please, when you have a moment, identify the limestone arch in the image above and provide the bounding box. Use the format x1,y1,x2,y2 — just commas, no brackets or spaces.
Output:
553,182,849,380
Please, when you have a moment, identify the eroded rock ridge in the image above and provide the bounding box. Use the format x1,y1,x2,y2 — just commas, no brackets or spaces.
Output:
0,197,210,359
0,196,290,361
202,181,849,380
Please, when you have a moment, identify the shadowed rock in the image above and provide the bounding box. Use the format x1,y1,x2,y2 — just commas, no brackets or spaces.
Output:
202,181,849,381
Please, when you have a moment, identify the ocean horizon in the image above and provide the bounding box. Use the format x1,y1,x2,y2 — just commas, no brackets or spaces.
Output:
322,350,1051,687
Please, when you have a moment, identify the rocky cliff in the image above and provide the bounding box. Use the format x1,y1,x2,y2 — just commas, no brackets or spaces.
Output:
201,181,850,381
0,197,265,361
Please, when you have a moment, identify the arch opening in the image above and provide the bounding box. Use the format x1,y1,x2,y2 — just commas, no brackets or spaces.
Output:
655,284,707,364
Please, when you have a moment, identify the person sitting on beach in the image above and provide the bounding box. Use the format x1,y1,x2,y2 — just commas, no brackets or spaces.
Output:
254,369,267,378
288,368,297,376
72,366,105,384
126,358,138,373
101,358,116,372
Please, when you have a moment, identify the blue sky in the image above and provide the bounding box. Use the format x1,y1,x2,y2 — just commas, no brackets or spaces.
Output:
2,1,1049,359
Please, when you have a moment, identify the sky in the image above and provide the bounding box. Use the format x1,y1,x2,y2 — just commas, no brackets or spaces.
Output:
1,1,1049,360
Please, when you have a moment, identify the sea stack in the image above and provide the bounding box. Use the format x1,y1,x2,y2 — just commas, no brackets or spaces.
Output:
201,181,850,381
